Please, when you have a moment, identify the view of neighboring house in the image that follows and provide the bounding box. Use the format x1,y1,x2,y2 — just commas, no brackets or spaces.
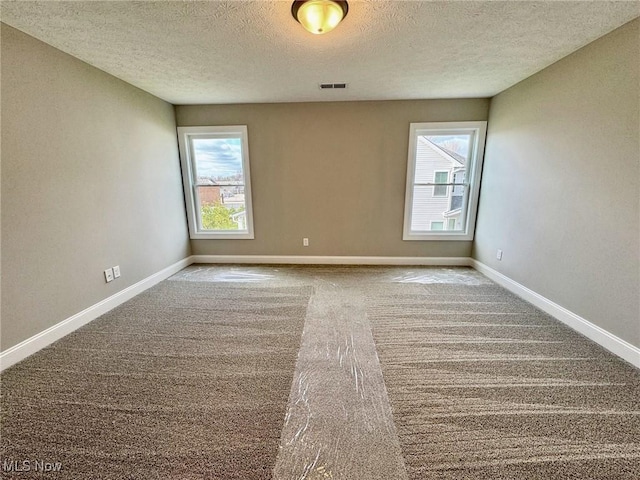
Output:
196,177,247,230
196,177,221,205
412,136,467,232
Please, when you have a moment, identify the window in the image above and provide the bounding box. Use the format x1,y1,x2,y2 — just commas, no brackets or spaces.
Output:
433,171,449,197
403,121,487,241
177,126,254,239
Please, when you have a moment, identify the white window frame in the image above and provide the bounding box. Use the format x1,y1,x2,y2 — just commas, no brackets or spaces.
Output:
403,121,487,241
177,125,255,240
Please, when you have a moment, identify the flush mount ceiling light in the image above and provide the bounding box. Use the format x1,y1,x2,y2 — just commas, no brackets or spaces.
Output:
291,0,349,35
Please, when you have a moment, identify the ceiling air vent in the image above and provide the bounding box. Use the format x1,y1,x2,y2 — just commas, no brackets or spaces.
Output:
319,83,348,90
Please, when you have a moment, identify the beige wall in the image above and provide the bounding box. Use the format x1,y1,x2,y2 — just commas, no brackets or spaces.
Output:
176,99,489,257
473,19,639,348
1,25,191,351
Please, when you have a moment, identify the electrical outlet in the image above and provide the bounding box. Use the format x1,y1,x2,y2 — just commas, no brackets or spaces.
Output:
303,238,309,247
104,268,114,283
496,249,503,261
113,265,121,278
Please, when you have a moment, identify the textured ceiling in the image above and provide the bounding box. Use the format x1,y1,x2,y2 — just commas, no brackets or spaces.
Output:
1,1,638,105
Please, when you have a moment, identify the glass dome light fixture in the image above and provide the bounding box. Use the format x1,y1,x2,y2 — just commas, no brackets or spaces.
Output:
291,0,349,35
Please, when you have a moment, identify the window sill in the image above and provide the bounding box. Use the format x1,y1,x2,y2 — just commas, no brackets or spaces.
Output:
190,232,254,240
403,233,473,241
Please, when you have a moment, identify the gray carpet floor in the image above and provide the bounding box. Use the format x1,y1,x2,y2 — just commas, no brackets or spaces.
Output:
1,276,311,479
1,265,639,479
365,271,640,479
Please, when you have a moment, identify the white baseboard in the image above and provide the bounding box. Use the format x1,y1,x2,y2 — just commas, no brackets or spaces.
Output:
191,255,473,266
8,256,634,371
0,256,194,372
471,260,640,369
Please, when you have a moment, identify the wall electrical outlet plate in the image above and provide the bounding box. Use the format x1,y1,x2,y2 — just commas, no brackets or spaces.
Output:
303,238,309,247
113,265,121,278
104,268,114,283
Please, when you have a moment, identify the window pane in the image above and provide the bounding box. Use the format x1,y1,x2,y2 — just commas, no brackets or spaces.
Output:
431,222,444,231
